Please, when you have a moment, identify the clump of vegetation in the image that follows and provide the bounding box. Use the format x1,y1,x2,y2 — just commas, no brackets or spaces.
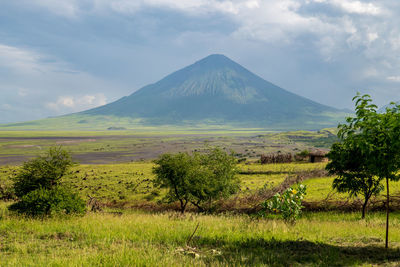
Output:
153,147,239,213
262,184,307,224
9,186,86,216
9,147,86,216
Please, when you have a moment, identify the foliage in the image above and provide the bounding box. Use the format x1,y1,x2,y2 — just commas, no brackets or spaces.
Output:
263,184,307,224
327,94,400,247
153,147,239,213
327,140,384,219
8,186,86,216
296,150,310,158
13,147,74,197
9,147,85,216
335,94,400,182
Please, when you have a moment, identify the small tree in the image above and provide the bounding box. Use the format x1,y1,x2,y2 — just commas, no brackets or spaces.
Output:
153,147,239,213
13,147,74,197
327,139,383,219
327,94,400,248
153,152,195,213
9,147,86,216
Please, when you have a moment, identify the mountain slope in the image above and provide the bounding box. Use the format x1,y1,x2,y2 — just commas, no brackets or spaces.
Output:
1,54,348,130
82,54,344,128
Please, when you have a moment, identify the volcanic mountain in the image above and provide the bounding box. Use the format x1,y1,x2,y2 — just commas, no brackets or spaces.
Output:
1,54,348,130
80,54,345,129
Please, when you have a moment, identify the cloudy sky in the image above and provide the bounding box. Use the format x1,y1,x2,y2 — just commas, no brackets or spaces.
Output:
1,0,400,123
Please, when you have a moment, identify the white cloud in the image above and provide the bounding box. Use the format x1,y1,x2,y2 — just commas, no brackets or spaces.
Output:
331,0,382,15
387,76,400,82
103,0,245,15
3,0,400,113
46,94,107,112
0,44,71,75
0,43,117,121
367,32,378,42
20,0,382,48
0,44,44,74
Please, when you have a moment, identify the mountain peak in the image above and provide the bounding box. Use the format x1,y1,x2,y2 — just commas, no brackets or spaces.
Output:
83,55,346,129
199,54,231,62
190,54,239,70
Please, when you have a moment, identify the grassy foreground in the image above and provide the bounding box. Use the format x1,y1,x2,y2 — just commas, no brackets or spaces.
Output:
2,150,400,265
1,203,400,266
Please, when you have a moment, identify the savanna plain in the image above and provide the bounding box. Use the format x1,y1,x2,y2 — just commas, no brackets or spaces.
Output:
1,129,400,266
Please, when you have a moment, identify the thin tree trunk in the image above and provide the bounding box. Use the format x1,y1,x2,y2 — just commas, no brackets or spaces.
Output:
386,177,389,249
361,196,369,219
180,199,188,214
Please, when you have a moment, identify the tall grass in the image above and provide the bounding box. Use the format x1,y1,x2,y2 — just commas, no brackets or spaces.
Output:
1,201,400,266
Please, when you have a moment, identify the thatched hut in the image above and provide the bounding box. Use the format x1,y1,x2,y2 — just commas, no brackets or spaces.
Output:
309,150,328,163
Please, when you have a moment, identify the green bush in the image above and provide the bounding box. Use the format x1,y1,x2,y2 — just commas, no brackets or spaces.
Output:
9,186,86,216
153,147,239,213
262,184,307,224
9,147,86,216
13,147,74,198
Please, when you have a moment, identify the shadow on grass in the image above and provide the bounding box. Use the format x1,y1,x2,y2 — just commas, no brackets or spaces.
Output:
197,237,400,266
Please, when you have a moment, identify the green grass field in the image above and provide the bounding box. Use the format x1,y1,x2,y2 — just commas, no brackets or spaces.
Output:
2,161,400,266
1,204,400,266
2,130,400,266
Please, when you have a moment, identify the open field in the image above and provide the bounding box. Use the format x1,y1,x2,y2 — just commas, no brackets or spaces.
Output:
3,130,400,266
1,205,400,266
0,129,336,165
2,160,400,266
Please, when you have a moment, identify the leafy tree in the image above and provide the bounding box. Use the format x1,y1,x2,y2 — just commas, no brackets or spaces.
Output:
153,147,239,213
13,146,74,197
327,94,400,248
327,139,384,219
9,147,86,216
190,147,239,212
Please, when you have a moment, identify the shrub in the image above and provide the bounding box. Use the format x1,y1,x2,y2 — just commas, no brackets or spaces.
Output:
153,147,239,213
9,147,86,216
13,147,74,197
262,184,307,224
9,186,86,216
